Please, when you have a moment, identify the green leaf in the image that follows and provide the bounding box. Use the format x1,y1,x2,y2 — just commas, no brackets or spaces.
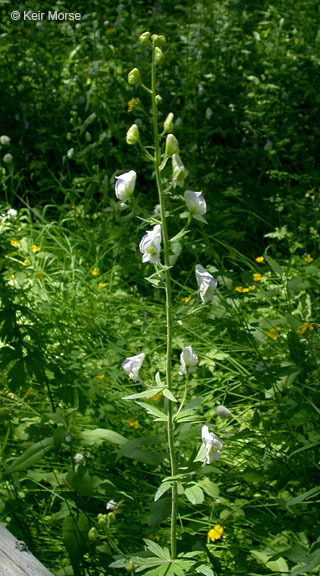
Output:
198,477,220,498
123,387,163,400
286,486,320,510
136,402,168,422
5,437,54,473
154,481,172,501
144,539,171,560
62,512,89,570
196,564,215,576
265,254,283,276
81,428,127,446
117,436,164,465
291,549,320,575
185,484,204,504
266,557,289,573
162,388,177,402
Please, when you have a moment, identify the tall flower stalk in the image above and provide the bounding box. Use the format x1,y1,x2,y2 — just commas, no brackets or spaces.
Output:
150,42,178,560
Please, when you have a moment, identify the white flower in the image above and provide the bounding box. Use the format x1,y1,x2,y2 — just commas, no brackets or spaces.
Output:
3,153,13,164
179,346,198,376
195,264,217,304
106,499,118,511
202,425,222,464
115,170,137,202
215,405,231,419
7,208,17,218
139,224,162,264
67,148,74,158
184,191,207,223
122,352,145,381
0,135,10,146
74,452,84,472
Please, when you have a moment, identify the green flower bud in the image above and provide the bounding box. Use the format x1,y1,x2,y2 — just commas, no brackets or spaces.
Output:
155,95,163,105
97,514,107,527
88,527,98,541
151,34,166,48
128,68,141,86
126,124,140,145
127,560,136,573
172,154,189,188
163,113,174,134
165,134,179,157
154,47,164,65
66,132,72,141
85,132,91,142
139,31,151,47
108,512,116,523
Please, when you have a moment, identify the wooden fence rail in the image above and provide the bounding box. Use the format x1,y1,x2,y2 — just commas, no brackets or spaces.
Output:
0,524,54,576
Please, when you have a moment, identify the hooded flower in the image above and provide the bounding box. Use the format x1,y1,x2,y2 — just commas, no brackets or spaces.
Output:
195,265,217,304
184,191,207,223
115,170,137,202
215,405,231,419
172,154,189,188
179,346,198,375
202,425,222,464
139,224,162,264
122,352,145,381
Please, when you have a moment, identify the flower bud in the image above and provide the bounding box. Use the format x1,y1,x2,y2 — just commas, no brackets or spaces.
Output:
115,170,136,202
66,132,72,141
163,113,174,134
98,514,107,527
85,131,91,142
151,34,166,48
172,154,189,188
139,31,151,47
154,47,164,65
108,512,116,523
128,68,141,86
126,124,140,145
155,95,162,105
165,134,179,157
3,153,13,164
88,527,98,541
216,405,231,419
127,560,136,573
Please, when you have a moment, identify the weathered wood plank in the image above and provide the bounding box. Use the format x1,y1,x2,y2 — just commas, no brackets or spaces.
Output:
0,524,55,576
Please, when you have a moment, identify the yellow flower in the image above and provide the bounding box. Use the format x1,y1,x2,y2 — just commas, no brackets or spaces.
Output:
10,239,19,247
253,273,262,282
116,66,122,75
304,254,313,263
104,66,109,71
242,286,253,293
208,525,224,542
128,418,139,429
152,392,163,402
23,259,30,266
91,267,99,277
31,244,40,252
297,322,314,336
128,98,135,112
35,271,44,278
10,273,15,279
106,27,116,35
235,286,243,293
97,374,105,380
256,256,264,263
98,282,107,288
182,295,192,303
266,328,279,340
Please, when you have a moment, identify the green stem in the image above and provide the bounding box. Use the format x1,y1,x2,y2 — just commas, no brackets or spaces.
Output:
175,373,189,419
151,48,177,560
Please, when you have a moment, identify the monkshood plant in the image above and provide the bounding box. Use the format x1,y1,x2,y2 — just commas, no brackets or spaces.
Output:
108,33,225,575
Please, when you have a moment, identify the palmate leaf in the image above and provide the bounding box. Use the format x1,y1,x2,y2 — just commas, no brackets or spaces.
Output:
122,387,164,400
144,539,171,560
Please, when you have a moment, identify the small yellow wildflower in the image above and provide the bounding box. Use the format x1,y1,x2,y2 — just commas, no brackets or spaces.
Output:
253,273,262,282
148,535,160,541
104,66,109,71
10,274,15,279
306,187,315,196
304,254,313,263
84,55,89,60
128,418,139,429
266,328,279,340
257,24,263,29
235,286,243,293
116,66,122,75
182,295,192,303
106,27,116,35
98,282,107,288
297,322,314,336
31,244,40,252
208,525,224,542
228,170,233,174
256,256,264,263
97,374,105,380
152,392,163,402
10,239,19,247
23,259,30,266
91,267,100,276
128,98,135,112
35,271,44,278
242,286,253,293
